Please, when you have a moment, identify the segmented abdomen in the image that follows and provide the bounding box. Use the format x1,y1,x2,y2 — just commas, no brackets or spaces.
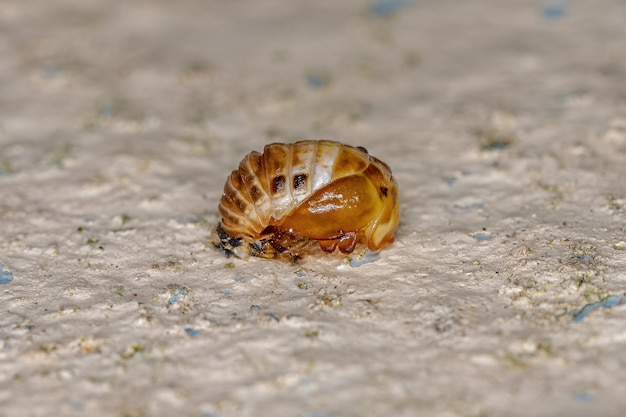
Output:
219,140,371,238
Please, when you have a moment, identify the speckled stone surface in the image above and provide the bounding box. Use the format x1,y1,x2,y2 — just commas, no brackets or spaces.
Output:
2,1,626,416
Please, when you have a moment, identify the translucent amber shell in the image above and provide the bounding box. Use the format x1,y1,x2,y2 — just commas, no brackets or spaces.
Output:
214,140,400,261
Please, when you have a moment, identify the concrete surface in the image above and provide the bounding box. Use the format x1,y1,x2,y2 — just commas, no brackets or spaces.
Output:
2,1,626,416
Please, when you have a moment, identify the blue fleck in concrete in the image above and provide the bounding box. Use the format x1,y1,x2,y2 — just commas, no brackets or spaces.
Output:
455,202,485,211
573,392,594,403
44,66,64,79
234,275,252,282
370,0,414,18
473,232,490,241
573,296,624,322
542,1,569,19
350,250,380,267
0,263,13,285
184,327,200,338
99,103,117,117
70,400,84,411
167,285,190,305
307,73,327,89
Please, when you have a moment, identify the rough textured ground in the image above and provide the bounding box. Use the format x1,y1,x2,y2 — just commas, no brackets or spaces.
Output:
2,1,626,416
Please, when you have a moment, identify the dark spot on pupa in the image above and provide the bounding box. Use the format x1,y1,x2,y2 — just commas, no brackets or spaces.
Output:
249,185,262,202
272,175,285,194
365,164,384,183
293,174,307,190
250,152,263,172
380,186,388,197
234,197,246,211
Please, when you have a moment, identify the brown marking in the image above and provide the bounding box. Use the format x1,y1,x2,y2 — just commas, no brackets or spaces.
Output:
380,186,388,197
370,156,391,173
222,180,242,212
219,210,242,228
261,225,280,236
248,151,263,174
249,185,263,202
229,170,244,190
247,152,268,194
234,196,247,211
293,174,307,190
238,162,254,184
272,175,285,194
291,151,303,167
224,175,248,212
364,163,384,183
263,143,289,173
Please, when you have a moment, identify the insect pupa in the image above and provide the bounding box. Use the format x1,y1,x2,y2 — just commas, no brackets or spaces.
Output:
213,140,399,262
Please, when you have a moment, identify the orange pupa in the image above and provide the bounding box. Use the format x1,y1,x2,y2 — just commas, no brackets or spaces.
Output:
213,140,400,261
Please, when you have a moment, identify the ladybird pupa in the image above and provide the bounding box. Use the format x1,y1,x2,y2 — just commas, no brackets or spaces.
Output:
213,140,400,262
